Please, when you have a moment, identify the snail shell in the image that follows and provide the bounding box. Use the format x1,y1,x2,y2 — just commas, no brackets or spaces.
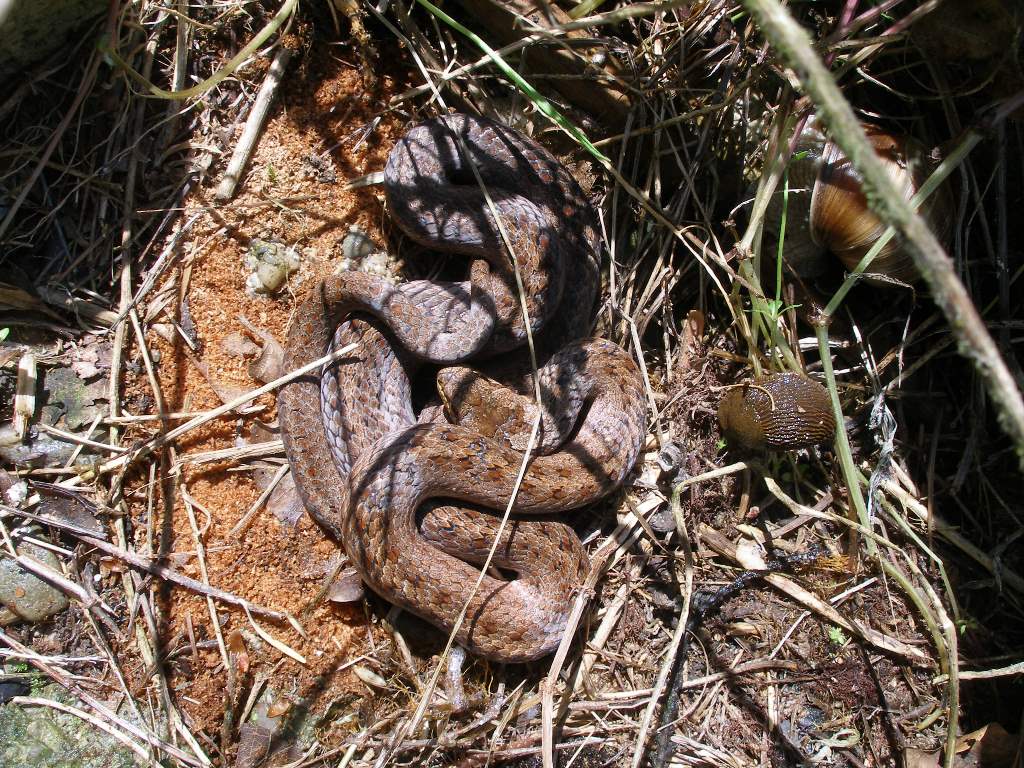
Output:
718,372,836,450
810,126,952,283
768,120,953,284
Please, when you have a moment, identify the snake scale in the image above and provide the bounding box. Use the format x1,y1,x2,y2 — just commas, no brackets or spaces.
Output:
278,114,647,662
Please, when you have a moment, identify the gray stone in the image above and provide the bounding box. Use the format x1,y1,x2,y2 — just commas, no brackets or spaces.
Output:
0,684,136,768
0,535,69,625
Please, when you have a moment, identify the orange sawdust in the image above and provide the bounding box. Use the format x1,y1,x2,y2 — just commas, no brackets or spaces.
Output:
120,43,417,735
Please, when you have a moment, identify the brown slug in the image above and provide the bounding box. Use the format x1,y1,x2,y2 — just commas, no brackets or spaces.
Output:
718,372,836,450
767,119,953,285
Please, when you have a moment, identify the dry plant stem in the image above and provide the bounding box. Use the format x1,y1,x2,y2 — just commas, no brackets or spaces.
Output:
35,288,118,327
215,46,293,201
180,486,233,679
738,102,792,256
764,480,959,763
0,503,107,540
592,70,762,149
67,343,357,484
104,405,264,424
242,604,306,664
170,0,192,98
175,439,285,468
871,480,960,624
701,523,925,660
76,598,179,764
874,557,957,762
229,462,289,536
36,422,127,454
114,213,202,327
833,0,944,77
578,580,630,678
677,461,749,488
733,101,800,373
390,0,691,106
882,478,1024,596
0,43,104,243
105,0,298,100
0,629,205,766
939,660,1024,682
0,517,113,618
743,0,1024,467
13,697,164,768
815,313,958,757
630,485,693,768
102,105,181,747
76,533,286,620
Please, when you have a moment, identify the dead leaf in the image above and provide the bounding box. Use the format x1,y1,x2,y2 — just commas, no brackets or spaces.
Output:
151,323,176,345
955,722,1019,768
33,484,105,536
227,630,250,675
222,332,260,358
70,359,100,380
237,316,286,383
353,664,387,689
180,298,198,348
209,381,248,405
676,308,705,372
248,420,276,444
98,557,126,579
905,748,940,768
234,721,274,768
247,334,285,384
327,567,365,603
40,364,109,430
70,338,111,379
266,471,304,527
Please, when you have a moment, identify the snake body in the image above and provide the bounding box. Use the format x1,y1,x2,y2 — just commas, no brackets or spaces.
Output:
279,115,647,661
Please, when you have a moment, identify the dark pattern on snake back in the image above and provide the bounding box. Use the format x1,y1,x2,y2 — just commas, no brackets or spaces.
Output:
278,114,647,661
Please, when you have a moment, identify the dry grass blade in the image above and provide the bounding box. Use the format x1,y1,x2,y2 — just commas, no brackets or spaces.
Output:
1,0,1020,765
66,342,357,484
742,0,1024,468
76,534,287,621
13,696,167,768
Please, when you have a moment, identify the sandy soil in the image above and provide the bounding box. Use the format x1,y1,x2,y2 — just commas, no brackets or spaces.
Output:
121,42,416,736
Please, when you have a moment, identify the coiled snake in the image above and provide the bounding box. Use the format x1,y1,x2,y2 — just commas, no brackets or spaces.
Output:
278,114,647,662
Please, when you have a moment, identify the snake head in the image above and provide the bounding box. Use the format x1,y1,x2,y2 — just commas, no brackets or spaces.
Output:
436,367,533,450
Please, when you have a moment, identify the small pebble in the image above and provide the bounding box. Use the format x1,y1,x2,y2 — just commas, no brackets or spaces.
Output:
338,227,394,281
341,227,375,262
4,481,28,506
244,240,300,296
0,533,69,625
